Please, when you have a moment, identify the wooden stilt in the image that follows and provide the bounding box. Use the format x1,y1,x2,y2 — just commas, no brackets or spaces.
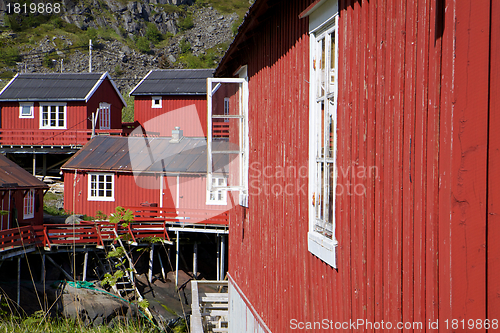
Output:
175,231,179,287
42,154,46,178
40,254,45,283
158,249,166,281
220,235,225,280
32,153,36,176
46,255,74,281
193,242,198,280
17,257,21,307
216,234,220,281
148,244,154,283
83,252,88,282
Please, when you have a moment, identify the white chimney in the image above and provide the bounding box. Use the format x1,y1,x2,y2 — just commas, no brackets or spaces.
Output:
170,126,183,143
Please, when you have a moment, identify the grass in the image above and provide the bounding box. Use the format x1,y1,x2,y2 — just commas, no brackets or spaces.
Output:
0,315,160,333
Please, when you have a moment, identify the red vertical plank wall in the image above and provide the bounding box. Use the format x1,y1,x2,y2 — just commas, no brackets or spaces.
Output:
133,96,207,137
223,0,496,331
488,0,500,320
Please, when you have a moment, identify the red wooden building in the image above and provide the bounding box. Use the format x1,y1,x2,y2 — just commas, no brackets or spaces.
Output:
0,154,48,230
61,134,233,221
129,69,214,138
0,72,126,148
207,0,500,331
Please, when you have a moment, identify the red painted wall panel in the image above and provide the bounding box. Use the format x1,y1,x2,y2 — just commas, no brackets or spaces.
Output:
221,0,496,331
63,171,232,217
134,96,207,137
0,189,44,230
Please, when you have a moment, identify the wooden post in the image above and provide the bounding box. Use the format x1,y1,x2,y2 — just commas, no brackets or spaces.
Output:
32,153,36,176
216,234,220,281
83,252,88,282
220,235,225,280
46,255,74,281
40,254,45,283
42,154,46,178
17,257,21,307
175,231,179,287
193,242,198,280
148,244,154,283
158,249,166,281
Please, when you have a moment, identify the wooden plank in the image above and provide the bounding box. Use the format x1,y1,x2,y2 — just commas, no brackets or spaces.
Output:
488,0,500,320
402,0,417,330
452,0,489,324
374,0,386,324
413,0,430,327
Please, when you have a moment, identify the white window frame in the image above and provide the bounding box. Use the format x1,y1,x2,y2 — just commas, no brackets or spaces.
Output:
308,13,339,268
206,176,228,205
152,96,162,108
23,189,35,219
99,102,111,129
39,103,67,129
19,102,34,118
88,173,115,201
207,68,249,207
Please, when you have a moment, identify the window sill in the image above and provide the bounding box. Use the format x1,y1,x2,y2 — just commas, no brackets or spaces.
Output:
206,201,227,206
88,197,115,202
308,231,337,268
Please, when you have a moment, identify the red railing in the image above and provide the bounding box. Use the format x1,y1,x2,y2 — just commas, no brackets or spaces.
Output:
0,207,228,251
123,206,229,225
0,129,126,146
212,123,229,138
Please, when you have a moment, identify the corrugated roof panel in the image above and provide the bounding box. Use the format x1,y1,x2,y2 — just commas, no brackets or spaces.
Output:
0,155,48,189
61,136,236,175
130,69,213,96
0,73,106,101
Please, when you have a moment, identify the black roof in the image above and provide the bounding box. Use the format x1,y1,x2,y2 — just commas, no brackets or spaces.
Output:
129,69,214,96
61,135,233,175
0,72,126,105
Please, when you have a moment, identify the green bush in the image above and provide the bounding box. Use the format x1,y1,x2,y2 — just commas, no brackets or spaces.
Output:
0,47,21,66
179,38,191,54
136,36,151,53
177,14,194,31
145,22,162,44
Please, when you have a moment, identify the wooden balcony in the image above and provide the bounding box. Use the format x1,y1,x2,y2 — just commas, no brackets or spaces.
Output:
0,129,126,147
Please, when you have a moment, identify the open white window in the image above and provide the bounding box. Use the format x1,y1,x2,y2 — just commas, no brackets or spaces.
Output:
23,189,35,219
207,68,249,207
40,103,66,129
207,176,227,205
308,6,338,268
152,96,162,108
88,173,115,201
19,103,34,118
99,102,111,129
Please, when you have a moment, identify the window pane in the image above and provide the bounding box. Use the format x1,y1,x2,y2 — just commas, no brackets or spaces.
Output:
330,32,336,91
318,38,325,98
22,105,31,116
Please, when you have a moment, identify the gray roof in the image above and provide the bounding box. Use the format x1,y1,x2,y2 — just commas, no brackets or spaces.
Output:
61,135,234,175
0,72,126,105
129,69,214,96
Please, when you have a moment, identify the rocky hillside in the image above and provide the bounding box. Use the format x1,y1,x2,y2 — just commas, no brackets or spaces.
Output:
0,0,252,119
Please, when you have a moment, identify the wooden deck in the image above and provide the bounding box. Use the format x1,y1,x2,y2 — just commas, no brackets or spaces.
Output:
0,207,229,257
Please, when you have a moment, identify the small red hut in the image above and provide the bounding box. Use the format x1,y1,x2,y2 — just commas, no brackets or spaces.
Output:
0,72,126,148
0,154,48,230
129,69,214,138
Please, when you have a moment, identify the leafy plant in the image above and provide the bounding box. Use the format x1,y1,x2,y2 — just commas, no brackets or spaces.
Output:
177,14,194,31
179,38,191,54
145,23,162,44
136,36,151,53
109,206,134,227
